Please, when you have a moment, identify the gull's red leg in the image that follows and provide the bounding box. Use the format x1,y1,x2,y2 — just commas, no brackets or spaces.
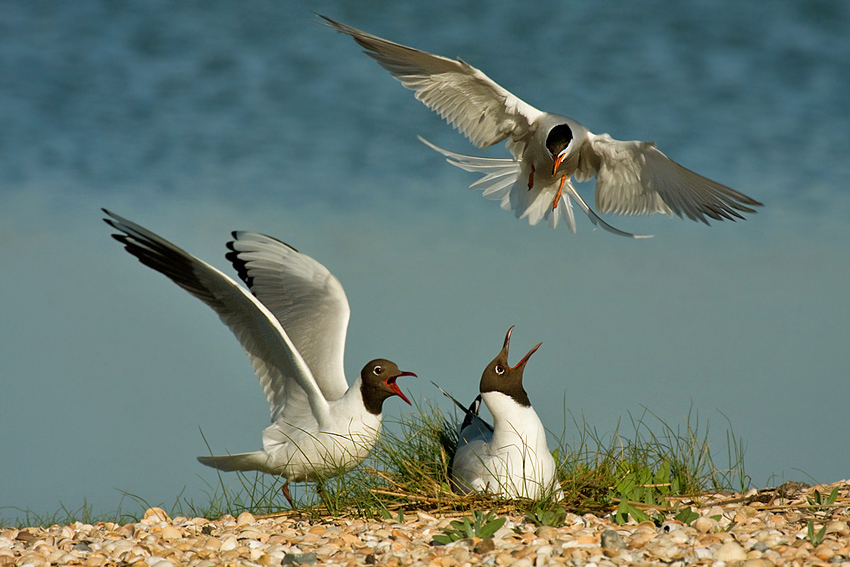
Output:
281,481,294,507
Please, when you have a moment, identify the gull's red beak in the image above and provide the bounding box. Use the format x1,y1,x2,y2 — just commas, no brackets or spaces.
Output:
386,371,416,405
502,326,541,369
512,342,542,370
553,149,568,176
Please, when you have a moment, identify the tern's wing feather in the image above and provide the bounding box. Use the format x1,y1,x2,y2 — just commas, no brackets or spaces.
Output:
226,232,350,403
323,16,544,150
103,210,330,425
588,134,763,223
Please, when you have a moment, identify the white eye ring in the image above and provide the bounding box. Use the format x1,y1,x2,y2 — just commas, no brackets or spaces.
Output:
495,365,506,375
373,365,383,375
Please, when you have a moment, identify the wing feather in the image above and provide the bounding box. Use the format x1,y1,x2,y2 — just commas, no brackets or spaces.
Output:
103,210,331,425
589,134,763,223
323,16,543,149
226,232,350,403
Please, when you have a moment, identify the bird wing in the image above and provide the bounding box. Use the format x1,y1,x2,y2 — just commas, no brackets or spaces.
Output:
226,232,350,405
431,381,494,434
588,133,763,223
322,15,544,150
420,137,650,238
103,210,332,426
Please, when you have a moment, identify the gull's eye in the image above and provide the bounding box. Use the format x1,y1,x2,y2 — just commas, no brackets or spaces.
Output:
373,365,383,375
495,365,506,375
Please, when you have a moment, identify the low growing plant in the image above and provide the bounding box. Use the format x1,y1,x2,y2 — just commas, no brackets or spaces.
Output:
807,519,828,547
525,506,568,528
432,510,506,544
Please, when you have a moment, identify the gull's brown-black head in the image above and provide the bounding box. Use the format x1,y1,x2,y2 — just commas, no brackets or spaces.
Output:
479,327,541,408
360,359,416,415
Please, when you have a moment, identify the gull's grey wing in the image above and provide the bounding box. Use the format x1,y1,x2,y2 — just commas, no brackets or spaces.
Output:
226,232,350,403
322,15,544,150
103,210,331,425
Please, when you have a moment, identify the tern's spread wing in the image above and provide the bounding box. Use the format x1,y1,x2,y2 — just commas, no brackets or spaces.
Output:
226,232,350,403
588,134,763,224
322,15,544,150
103,210,331,425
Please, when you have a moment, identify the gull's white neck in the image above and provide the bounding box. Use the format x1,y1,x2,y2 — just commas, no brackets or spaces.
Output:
324,375,383,431
482,390,548,453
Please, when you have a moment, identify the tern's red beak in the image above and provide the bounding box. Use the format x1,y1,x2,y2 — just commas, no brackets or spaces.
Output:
553,150,568,176
386,371,416,405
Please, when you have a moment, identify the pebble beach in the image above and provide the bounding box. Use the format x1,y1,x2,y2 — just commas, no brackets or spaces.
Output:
4,480,849,567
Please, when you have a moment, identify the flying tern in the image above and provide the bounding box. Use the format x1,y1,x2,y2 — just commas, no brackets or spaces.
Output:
323,16,762,238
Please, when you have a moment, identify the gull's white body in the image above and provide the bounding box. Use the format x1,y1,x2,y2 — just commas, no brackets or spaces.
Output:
324,16,761,238
221,374,384,481
104,211,397,483
453,392,560,500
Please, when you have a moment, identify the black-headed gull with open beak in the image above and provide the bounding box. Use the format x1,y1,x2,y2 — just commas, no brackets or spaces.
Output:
447,327,562,500
322,16,762,238
103,210,416,505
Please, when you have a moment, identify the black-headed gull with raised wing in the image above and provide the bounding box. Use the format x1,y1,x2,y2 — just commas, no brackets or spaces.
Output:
103,210,416,504
322,16,762,238
449,327,562,500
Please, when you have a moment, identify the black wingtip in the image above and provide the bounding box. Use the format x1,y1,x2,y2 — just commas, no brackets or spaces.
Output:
225,243,252,289
101,208,116,227
459,395,483,432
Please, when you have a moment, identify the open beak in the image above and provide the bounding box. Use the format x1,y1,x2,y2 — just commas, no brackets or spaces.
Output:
502,325,541,369
386,371,416,405
513,342,542,369
553,149,568,176
502,325,515,352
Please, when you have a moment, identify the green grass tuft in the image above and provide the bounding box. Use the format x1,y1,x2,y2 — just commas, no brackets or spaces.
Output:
2,401,750,526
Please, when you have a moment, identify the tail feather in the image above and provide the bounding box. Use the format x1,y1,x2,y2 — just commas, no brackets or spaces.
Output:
197,452,268,472
419,135,650,238
419,136,521,202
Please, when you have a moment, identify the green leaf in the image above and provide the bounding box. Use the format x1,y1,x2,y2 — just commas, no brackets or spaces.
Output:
477,517,507,539
673,507,700,526
626,502,651,524
617,475,636,498
826,487,839,506
655,460,671,484
807,519,827,547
